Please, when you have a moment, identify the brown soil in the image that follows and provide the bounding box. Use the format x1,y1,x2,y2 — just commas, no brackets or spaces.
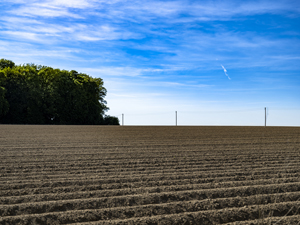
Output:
0,125,300,224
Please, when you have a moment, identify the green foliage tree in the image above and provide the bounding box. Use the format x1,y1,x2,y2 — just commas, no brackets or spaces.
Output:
0,86,9,117
101,115,120,125
0,59,14,117
1,66,32,123
0,59,119,125
0,59,15,70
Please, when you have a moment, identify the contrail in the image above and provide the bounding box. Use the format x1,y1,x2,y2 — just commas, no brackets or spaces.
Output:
221,65,231,80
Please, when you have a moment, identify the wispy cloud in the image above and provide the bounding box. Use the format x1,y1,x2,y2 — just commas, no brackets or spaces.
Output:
2,31,42,42
82,67,144,77
5,0,98,18
11,5,82,18
43,0,96,9
74,25,138,41
4,0,299,23
81,66,192,77
0,40,81,65
221,65,231,80
162,82,211,88
0,17,137,45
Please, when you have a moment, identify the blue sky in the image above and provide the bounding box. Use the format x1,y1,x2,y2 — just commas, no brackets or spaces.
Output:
1,0,299,126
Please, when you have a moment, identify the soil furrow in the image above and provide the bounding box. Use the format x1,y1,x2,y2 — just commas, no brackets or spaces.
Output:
1,184,300,217
1,201,299,225
1,178,300,204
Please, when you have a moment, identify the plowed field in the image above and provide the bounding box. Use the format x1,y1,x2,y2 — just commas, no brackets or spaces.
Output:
1,125,300,224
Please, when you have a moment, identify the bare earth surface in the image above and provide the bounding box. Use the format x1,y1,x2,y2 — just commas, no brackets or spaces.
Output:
0,125,300,224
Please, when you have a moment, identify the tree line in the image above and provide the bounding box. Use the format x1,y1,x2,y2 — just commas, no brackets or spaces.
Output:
0,59,119,125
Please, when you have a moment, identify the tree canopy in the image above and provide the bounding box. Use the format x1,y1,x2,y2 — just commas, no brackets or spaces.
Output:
0,59,119,125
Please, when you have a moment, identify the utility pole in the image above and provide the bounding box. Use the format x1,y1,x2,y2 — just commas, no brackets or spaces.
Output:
122,114,124,126
175,111,177,126
264,107,266,127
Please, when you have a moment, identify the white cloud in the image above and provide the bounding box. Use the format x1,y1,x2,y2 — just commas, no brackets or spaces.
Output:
4,0,92,18
91,0,300,24
1,13,136,44
221,65,231,80
123,1,183,19
4,0,98,18
75,25,137,41
0,16,42,25
0,40,81,65
46,0,95,9
82,65,199,78
162,82,211,88
110,92,166,98
184,1,300,21
82,67,144,77
3,0,300,21
12,5,82,18
2,31,42,42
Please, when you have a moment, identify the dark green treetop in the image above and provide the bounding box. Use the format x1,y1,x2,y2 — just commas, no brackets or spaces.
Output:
0,59,119,125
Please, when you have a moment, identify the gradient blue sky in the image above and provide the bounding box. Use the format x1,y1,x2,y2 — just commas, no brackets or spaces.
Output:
1,0,299,126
